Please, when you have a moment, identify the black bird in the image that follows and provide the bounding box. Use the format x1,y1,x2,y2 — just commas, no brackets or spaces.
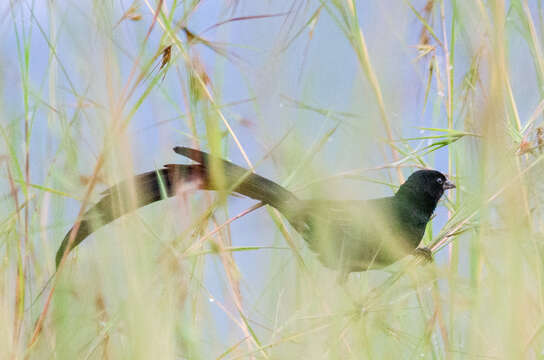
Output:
56,147,455,276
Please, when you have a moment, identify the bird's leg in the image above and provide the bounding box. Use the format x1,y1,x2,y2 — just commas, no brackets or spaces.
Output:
413,247,433,265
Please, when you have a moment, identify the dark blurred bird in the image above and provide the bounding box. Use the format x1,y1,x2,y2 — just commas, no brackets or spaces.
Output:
56,147,455,277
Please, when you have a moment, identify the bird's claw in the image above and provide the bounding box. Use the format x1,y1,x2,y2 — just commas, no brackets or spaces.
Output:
413,247,433,265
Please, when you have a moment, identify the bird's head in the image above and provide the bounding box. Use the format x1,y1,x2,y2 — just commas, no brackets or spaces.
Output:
396,170,455,205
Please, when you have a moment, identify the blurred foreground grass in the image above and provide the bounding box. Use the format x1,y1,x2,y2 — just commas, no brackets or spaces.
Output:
2,0,544,359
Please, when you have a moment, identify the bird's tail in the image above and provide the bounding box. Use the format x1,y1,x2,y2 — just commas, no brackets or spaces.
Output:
56,147,299,267
172,147,299,213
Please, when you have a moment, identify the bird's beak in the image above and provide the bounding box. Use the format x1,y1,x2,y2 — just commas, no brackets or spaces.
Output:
443,179,456,190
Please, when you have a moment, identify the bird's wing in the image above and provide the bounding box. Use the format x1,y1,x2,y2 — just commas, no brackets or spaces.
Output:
290,198,407,271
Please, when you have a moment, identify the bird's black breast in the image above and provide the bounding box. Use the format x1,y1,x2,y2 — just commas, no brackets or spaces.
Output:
287,197,430,273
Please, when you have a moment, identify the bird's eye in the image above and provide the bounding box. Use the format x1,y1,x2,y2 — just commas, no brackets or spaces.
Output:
436,178,443,185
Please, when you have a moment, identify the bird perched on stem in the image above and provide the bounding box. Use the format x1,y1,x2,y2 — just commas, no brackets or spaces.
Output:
56,147,455,279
